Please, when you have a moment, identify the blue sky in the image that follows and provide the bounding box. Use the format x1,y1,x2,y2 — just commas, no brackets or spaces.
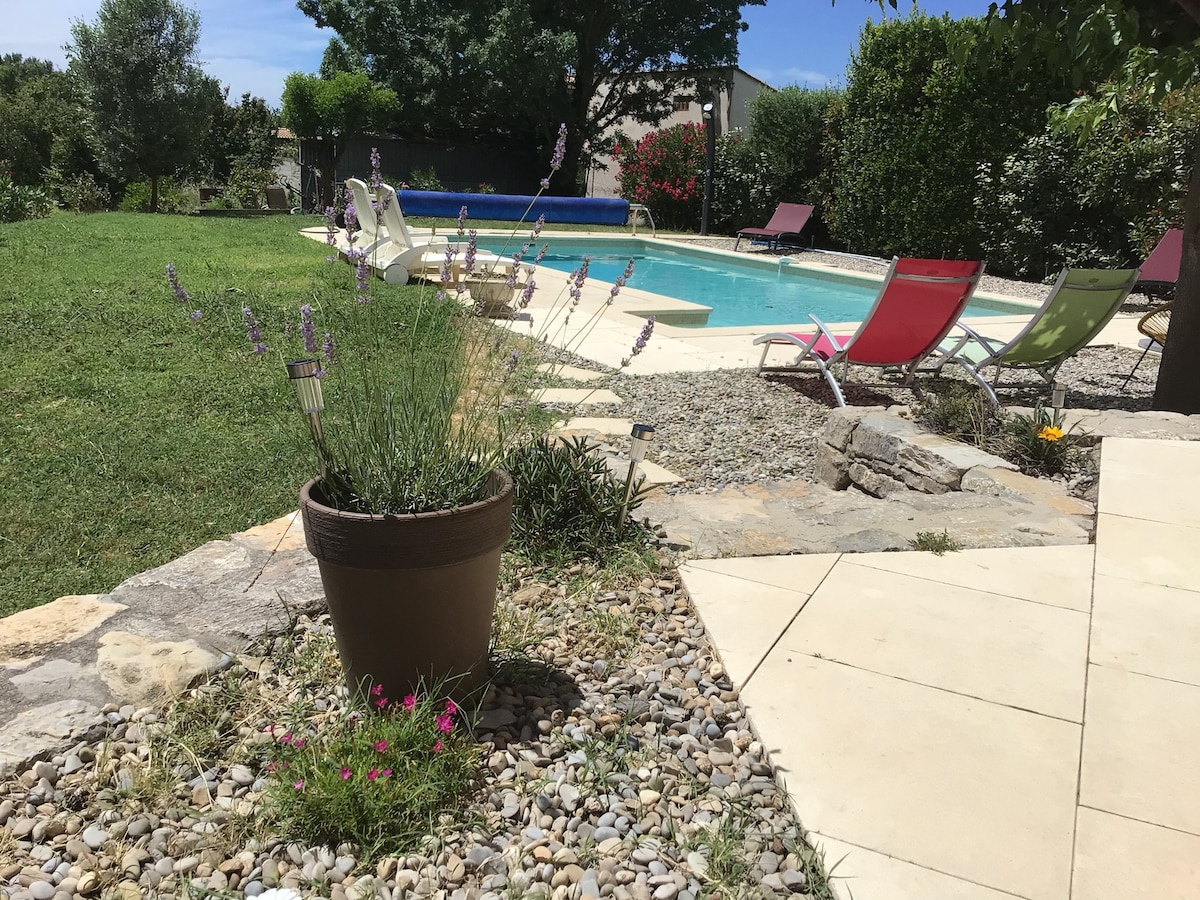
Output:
2,0,995,107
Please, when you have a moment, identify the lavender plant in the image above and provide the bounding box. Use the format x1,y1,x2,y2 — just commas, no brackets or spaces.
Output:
167,125,655,516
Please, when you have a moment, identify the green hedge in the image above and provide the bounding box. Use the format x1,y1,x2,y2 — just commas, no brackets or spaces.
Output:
822,13,1072,259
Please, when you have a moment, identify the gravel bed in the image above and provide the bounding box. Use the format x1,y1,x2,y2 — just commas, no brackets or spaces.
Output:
542,346,1158,494
0,569,830,900
529,238,1162,493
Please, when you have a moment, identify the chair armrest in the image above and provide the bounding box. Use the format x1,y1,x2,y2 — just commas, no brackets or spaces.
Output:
808,314,847,354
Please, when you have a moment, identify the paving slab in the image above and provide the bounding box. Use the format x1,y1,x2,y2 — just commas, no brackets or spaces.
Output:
742,654,1079,900
675,566,807,687
552,416,633,436
1080,664,1200,836
808,833,1019,900
782,561,1089,720
682,554,839,595
1093,514,1200,593
1097,437,1200,528
847,544,1095,612
602,456,685,486
536,363,606,382
1071,806,1200,900
533,387,623,405
1089,574,1200,687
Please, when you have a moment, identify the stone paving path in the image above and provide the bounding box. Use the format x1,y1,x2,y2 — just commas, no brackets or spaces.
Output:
680,437,1200,900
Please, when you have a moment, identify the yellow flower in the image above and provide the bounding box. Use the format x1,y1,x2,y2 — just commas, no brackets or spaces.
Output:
1038,425,1064,442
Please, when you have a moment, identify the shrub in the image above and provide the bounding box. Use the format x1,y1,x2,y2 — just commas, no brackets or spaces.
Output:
975,86,1198,279
613,122,706,231
118,178,197,214
745,85,840,207
0,172,53,222
409,165,444,191
710,129,775,235
914,379,1004,447
504,435,651,564
47,169,110,212
225,161,275,208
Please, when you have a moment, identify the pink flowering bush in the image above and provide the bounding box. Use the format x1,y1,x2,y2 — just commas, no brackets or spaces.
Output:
265,684,478,858
613,123,706,231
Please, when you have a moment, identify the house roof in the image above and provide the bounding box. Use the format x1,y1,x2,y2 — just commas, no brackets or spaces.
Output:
276,127,295,140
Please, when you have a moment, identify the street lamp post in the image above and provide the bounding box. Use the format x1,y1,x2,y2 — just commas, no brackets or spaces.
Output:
701,102,715,236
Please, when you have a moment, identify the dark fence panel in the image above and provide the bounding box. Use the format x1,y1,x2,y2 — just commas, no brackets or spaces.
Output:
298,136,542,211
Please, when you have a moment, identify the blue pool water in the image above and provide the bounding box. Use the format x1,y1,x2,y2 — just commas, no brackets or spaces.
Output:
475,236,1024,327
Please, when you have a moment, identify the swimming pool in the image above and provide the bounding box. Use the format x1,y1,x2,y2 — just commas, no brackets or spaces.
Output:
475,236,1027,327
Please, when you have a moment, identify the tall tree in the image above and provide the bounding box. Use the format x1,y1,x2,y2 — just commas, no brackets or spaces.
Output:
865,0,1200,413
66,0,223,212
0,55,71,185
280,71,398,209
295,0,765,194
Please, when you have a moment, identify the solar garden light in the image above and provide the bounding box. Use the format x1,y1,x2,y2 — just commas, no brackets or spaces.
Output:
286,358,325,443
1051,381,1067,417
701,102,716,236
619,424,656,527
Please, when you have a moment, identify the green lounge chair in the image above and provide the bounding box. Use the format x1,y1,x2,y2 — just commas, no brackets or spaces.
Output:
932,267,1140,407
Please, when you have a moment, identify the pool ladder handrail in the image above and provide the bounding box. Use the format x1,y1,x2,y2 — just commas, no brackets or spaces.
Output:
628,203,657,237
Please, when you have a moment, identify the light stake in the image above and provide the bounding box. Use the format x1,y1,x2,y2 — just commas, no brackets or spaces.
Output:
286,358,325,443
619,424,655,529
1051,381,1067,417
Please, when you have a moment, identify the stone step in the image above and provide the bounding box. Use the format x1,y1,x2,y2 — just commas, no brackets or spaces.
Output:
536,363,607,383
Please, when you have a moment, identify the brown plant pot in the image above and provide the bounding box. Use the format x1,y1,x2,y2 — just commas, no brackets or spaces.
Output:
299,470,513,702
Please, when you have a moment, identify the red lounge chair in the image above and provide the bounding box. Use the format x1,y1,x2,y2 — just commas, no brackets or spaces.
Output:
734,202,815,251
753,257,985,407
1137,228,1182,296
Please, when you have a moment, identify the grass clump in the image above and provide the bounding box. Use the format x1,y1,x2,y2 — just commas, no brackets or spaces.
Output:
914,379,1004,446
1004,404,1086,476
911,529,963,555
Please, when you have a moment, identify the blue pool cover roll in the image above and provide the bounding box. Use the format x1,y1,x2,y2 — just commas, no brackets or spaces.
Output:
398,190,630,226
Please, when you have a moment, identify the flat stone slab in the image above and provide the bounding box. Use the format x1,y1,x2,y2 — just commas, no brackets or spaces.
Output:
642,479,1091,559
0,514,324,775
533,388,623,406
537,363,606,382
603,457,686,487
553,417,635,437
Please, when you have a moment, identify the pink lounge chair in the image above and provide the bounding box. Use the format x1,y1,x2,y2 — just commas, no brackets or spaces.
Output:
753,257,985,407
734,202,815,251
1137,228,1182,296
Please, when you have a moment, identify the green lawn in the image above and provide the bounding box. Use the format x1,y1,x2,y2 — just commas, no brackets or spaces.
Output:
0,211,446,616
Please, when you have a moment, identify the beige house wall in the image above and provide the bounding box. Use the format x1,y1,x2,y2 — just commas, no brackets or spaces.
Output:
587,68,775,198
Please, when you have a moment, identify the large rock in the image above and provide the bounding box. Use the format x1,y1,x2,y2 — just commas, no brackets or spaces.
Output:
0,595,127,668
0,700,103,777
96,631,221,707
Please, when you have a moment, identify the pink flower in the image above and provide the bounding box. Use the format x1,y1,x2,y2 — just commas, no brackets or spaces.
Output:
435,713,454,734
374,739,388,752
279,732,293,745
293,780,304,790
370,683,384,697
266,762,276,774
292,738,306,749
367,768,380,781
402,694,416,711
433,739,444,752
340,766,352,780
375,696,388,709
444,700,457,716
382,768,392,777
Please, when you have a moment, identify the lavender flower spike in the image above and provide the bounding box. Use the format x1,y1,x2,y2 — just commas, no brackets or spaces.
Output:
321,332,337,371
518,278,536,309
530,215,545,240
608,258,635,303
540,123,568,189
621,316,655,367
369,147,383,191
300,304,318,354
464,230,478,276
165,263,190,304
243,307,268,355
457,205,468,235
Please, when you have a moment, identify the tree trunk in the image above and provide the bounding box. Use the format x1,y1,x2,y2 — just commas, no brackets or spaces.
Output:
316,143,337,212
1151,128,1200,414
149,175,160,214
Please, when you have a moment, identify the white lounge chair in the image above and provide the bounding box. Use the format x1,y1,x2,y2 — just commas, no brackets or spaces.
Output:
346,179,518,286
